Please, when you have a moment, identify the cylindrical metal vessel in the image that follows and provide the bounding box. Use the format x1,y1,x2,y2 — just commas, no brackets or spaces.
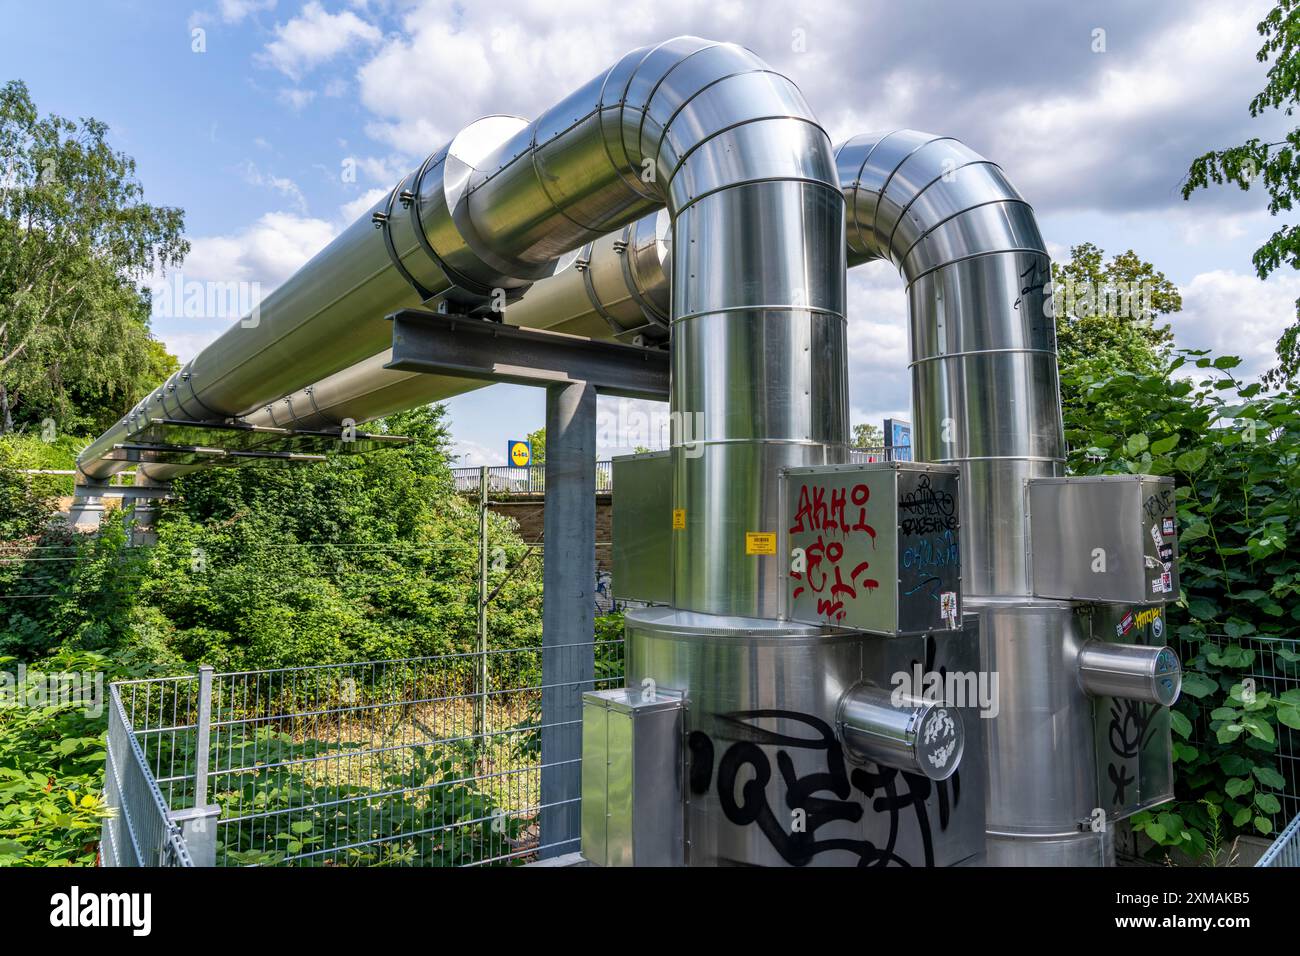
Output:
626,607,986,867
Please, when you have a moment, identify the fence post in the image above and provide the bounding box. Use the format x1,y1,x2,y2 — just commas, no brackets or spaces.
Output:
169,805,221,867
476,466,489,744
169,664,220,866
194,664,213,807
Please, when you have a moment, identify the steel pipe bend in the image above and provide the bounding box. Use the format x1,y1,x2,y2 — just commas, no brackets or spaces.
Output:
833,129,1047,283
78,36,843,485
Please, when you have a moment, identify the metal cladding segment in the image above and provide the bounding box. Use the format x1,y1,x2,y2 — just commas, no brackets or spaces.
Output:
670,189,847,616
982,602,1098,844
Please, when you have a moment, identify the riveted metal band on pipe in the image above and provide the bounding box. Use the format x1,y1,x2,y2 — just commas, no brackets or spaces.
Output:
576,246,626,336
376,183,437,302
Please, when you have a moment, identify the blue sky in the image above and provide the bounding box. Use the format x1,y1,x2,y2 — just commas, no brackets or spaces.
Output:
1,0,1294,463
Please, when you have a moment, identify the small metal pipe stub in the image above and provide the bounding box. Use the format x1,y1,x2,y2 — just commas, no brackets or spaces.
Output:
836,682,964,780
1077,639,1181,707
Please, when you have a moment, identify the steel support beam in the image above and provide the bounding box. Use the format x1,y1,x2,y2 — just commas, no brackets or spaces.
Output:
386,309,668,401
538,380,597,858
388,311,625,859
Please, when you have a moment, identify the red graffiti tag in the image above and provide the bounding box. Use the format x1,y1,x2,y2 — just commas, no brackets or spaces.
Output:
789,481,879,623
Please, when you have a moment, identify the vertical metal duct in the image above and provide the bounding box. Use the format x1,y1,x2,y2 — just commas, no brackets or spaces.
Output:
836,130,1096,864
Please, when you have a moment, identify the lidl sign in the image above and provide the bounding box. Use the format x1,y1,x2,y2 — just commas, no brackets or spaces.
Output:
508,440,532,467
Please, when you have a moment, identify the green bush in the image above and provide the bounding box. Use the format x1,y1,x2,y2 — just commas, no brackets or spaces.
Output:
1063,349,1300,859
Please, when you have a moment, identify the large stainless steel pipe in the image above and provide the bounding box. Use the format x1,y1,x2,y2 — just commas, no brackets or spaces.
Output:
78,113,533,480
835,130,1101,864
83,37,841,501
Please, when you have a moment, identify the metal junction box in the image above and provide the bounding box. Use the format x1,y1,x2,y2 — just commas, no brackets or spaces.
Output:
779,462,962,636
611,451,671,604
1028,475,1179,604
580,688,684,867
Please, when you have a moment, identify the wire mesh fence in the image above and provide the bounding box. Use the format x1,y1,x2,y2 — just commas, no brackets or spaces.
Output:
103,638,624,866
1256,812,1300,867
1180,633,1300,830
100,684,194,867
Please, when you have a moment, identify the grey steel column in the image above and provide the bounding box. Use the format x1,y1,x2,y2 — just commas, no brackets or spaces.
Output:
539,380,596,857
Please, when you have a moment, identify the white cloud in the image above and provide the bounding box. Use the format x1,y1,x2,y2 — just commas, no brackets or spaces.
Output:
339,186,389,223
184,211,337,288
218,0,276,23
262,1,382,80
451,439,500,467
277,87,317,111
844,261,912,428
1175,270,1298,380
238,161,309,213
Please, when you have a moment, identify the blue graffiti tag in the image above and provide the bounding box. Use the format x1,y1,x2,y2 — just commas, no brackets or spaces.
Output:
901,530,959,600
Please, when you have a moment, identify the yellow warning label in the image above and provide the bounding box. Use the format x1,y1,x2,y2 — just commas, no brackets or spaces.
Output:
745,532,777,555
672,508,686,530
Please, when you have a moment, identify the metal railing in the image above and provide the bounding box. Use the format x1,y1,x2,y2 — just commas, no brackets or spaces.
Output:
450,462,614,496
102,640,624,866
450,447,911,496
100,684,194,867
1257,812,1300,867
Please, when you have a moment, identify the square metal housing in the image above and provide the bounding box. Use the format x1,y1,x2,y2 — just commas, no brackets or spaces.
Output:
611,451,672,605
1028,475,1179,604
779,462,962,636
580,688,684,867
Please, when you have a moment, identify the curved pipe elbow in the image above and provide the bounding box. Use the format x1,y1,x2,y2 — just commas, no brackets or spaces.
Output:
834,130,1048,284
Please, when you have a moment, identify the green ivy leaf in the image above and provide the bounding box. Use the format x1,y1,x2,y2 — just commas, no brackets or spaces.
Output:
1174,447,1208,473
1224,776,1254,798
1179,673,1218,698
1125,433,1150,456
1254,792,1282,814
1277,704,1300,730
1150,434,1181,455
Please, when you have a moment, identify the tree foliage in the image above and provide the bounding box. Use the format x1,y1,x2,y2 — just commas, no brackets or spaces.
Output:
1182,0,1300,385
0,79,185,435
851,422,883,449
0,405,542,674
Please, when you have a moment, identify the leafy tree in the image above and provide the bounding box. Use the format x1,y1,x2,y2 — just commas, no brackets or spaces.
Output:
524,425,545,465
1182,0,1300,385
0,79,186,435
1052,243,1180,373
851,423,883,449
